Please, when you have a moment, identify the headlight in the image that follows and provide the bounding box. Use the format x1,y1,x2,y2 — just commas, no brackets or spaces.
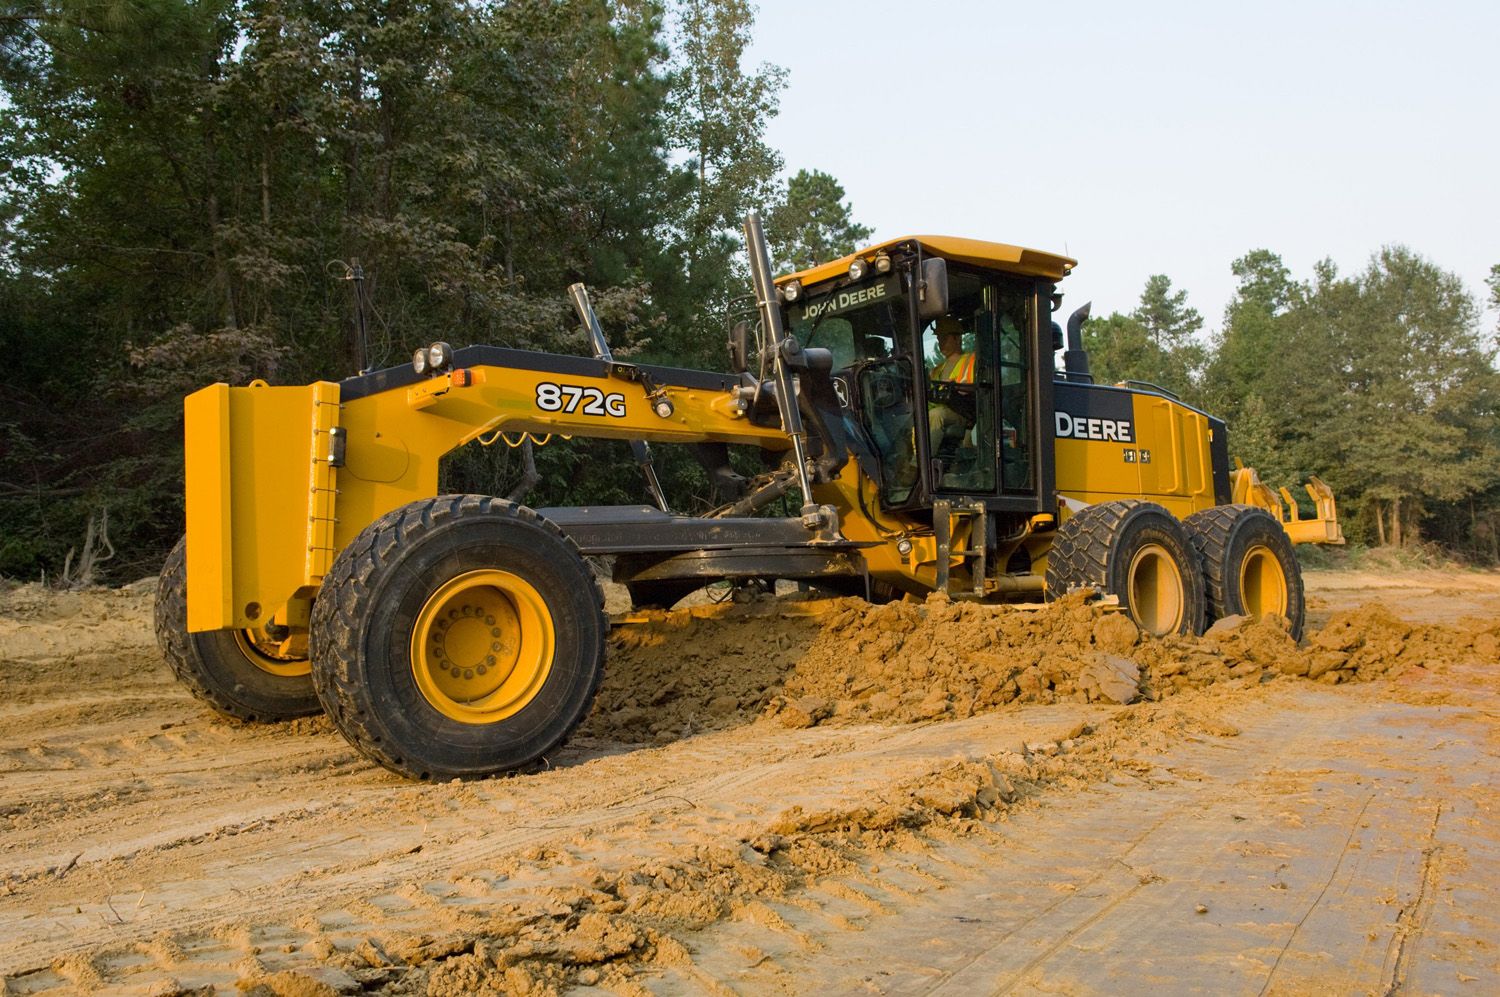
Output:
427,341,452,370
874,252,891,274
848,257,870,281
412,347,430,375
781,279,802,303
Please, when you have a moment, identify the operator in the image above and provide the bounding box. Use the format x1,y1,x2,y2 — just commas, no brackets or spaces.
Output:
928,317,976,456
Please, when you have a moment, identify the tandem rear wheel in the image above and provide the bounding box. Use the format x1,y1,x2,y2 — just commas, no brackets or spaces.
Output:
1184,504,1305,639
154,537,322,722
308,495,606,781
1046,500,1207,637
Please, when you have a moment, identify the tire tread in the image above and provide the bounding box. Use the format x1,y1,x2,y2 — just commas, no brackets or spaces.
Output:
308,495,606,780
153,538,320,722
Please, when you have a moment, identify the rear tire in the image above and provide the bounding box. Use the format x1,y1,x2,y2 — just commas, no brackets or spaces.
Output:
309,495,606,781
154,537,321,721
1046,500,1206,637
1184,504,1305,639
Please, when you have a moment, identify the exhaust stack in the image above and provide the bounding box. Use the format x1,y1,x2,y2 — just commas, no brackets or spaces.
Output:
1063,301,1093,382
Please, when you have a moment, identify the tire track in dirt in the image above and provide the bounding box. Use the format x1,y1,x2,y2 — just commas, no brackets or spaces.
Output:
671,686,1496,996
4,574,1499,994
0,706,1103,982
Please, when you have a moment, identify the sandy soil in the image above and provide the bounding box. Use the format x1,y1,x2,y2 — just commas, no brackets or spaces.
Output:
1,567,1498,995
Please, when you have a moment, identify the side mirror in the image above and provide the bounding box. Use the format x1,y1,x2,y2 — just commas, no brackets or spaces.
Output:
917,258,949,323
727,320,751,374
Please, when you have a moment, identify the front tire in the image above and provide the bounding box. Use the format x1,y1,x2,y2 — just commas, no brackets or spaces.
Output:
1046,500,1206,637
1184,504,1305,639
154,537,321,721
309,495,606,781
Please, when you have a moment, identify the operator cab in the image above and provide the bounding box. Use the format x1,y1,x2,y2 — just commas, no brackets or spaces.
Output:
778,236,1074,517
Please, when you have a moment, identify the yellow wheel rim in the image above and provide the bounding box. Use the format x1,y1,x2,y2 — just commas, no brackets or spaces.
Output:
233,628,311,678
1239,544,1288,619
1127,543,1185,636
409,569,554,724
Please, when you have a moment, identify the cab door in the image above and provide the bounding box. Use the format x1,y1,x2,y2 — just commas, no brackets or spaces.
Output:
917,271,1038,502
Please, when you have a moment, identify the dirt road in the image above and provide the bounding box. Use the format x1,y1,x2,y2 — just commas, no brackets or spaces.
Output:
1,569,1497,995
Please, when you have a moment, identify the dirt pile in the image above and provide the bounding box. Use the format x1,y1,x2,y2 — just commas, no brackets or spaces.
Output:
591,594,1500,739
581,610,822,742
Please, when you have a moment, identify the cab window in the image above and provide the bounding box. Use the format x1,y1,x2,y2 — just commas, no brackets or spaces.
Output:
789,274,904,370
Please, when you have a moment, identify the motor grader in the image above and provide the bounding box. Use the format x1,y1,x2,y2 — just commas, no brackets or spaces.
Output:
155,212,1342,780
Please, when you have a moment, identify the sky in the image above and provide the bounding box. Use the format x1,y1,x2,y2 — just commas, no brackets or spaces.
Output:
745,0,1499,336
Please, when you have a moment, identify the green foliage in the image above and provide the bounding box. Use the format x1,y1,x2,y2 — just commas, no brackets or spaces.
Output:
665,0,784,250
1080,274,1204,400
765,168,872,273
1195,247,1500,553
650,0,785,368
1489,263,1500,334
0,0,806,580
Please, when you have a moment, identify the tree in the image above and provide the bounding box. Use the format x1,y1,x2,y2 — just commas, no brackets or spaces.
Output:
1200,250,1300,426
0,0,757,578
1080,311,1152,385
663,0,785,258
1202,249,1500,548
1489,263,1500,334
765,168,872,273
1329,248,1500,546
1134,274,1203,350
653,0,785,368
1080,274,1204,400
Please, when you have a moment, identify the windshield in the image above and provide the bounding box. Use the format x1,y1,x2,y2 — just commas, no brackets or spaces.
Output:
786,273,906,369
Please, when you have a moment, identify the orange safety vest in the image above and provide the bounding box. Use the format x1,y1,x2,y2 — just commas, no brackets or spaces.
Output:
934,351,975,383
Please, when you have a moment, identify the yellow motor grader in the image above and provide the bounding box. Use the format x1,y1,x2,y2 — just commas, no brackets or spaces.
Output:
155,213,1342,780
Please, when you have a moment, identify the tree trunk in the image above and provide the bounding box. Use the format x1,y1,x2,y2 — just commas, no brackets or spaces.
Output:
201,49,237,330
1374,501,1387,546
1390,496,1403,548
261,147,271,226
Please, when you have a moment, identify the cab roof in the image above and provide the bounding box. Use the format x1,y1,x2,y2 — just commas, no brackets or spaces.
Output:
779,235,1076,286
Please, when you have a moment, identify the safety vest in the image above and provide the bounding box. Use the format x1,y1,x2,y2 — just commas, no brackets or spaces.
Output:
934,352,975,383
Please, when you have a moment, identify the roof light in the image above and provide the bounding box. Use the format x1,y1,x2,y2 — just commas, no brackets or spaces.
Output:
781,279,802,303
848,257,870,281
412,348,430,375
874,252,892,274
427,341,453,371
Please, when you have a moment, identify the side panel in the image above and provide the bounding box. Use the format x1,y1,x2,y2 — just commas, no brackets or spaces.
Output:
1136,394,1213,516
1208,415,1232,505
1052,382,1217,518
1052,383,1141,502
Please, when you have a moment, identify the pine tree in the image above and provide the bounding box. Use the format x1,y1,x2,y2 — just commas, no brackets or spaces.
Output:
765,168,872,273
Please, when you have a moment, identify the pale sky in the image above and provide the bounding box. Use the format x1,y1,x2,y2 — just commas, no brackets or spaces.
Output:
747,0,1499,336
